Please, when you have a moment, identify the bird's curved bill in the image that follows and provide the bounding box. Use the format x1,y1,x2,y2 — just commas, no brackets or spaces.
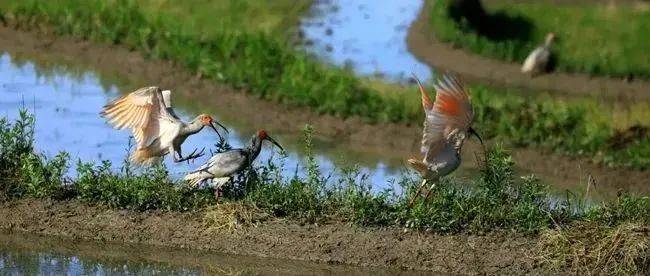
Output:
469,127,483,145
209,121,229,140
265,136,284,151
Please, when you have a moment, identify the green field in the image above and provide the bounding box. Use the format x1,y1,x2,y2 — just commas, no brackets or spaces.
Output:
0,0,647,169
429,0,650,78
137,0,310,38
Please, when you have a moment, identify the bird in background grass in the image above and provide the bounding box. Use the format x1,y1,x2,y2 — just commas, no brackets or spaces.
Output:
407,74,484,207
521,32,556,76
184,130,284,198
101,86,229,165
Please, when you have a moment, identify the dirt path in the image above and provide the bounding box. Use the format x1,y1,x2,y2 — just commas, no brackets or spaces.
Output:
0,198,544,274
406,1,650,102
0,25,648,198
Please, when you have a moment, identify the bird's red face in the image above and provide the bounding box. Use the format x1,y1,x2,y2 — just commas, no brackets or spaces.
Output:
257,130,268,139
200,114,213,126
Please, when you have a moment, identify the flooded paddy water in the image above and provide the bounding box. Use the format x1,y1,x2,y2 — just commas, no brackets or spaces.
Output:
0,231,411,275
301,0,432,82
3,50,647,202
0,52,400,191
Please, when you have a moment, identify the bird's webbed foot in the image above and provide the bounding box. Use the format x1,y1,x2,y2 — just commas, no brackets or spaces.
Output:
174,147,205,163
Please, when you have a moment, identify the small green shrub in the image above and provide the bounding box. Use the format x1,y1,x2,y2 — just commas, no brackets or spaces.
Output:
1,114,648,234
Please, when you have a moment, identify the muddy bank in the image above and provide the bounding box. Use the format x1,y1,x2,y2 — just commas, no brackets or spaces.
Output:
406,1,650,101
0,198,544,274
0,25,648,198
1,230,411,275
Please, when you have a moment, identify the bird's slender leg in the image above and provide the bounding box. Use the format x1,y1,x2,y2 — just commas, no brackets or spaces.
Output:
422,180,437,202
408,179,428,208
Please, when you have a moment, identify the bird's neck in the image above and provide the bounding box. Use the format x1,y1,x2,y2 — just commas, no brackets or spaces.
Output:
451,132,467,154
244,135,263,161
544,39,554,47
181,119,204,136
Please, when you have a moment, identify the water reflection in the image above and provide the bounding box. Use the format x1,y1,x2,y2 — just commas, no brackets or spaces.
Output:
301,0,432,82
0,232,413,275
0,53,404,192
0,252,200,275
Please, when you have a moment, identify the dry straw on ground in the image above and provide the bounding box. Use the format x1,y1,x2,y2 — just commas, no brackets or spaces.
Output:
536,223,649,274
202,202,271,233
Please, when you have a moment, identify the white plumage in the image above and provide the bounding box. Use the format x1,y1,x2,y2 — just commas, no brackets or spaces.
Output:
184,130,283,197
521,33,556,75
100,86,228,165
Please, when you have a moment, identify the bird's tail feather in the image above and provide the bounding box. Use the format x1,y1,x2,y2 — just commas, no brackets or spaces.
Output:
130,149,160,166
212,177,230,189
184,171,212,187
407,158,428,176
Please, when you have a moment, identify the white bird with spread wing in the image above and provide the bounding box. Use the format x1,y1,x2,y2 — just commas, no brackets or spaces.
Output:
408,74,483,207
100,86,229,165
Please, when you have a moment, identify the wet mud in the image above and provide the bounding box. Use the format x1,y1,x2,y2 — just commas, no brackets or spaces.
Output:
0,198,542,274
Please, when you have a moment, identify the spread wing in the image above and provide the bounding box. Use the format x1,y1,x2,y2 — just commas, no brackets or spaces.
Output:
161,89,180,120
101,86,180,149
414,75,474,163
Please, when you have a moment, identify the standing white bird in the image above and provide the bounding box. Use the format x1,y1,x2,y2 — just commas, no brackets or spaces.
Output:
184,130,283,195
100,86,229,165
407,74,483,207
521,33,556,76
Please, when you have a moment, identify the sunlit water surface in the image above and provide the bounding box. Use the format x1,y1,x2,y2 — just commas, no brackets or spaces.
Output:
301,0,432,82
0,53,403,192
0,232,403,275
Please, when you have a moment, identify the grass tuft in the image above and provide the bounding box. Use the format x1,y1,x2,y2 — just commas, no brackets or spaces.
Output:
537,223,649,274
202,202,270,233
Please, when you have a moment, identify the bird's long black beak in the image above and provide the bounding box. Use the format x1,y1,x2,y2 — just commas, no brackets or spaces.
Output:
212,120,229,134
209,121,229,140
469,127,488,169
469,127,483,145
265,135,284,151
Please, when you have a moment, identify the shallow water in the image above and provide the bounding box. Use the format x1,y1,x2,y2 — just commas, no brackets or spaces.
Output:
0,52,402,192
2,51,648,201
301,0,432,82
0,232,412,275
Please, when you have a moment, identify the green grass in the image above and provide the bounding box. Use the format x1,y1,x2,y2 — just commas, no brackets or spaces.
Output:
0,0,648,169
429,0,650,78
2,112,649,233
2,112,648,273
136,0,311,39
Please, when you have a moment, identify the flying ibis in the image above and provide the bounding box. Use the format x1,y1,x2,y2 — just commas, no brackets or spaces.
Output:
101,86,229,165
407,74,483,207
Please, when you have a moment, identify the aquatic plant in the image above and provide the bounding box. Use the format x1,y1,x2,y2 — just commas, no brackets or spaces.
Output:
0,0,647,170
428,0,650,78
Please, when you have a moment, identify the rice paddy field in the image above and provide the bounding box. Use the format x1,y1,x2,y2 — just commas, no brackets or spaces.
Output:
0,0,648,274
428,0,650,78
